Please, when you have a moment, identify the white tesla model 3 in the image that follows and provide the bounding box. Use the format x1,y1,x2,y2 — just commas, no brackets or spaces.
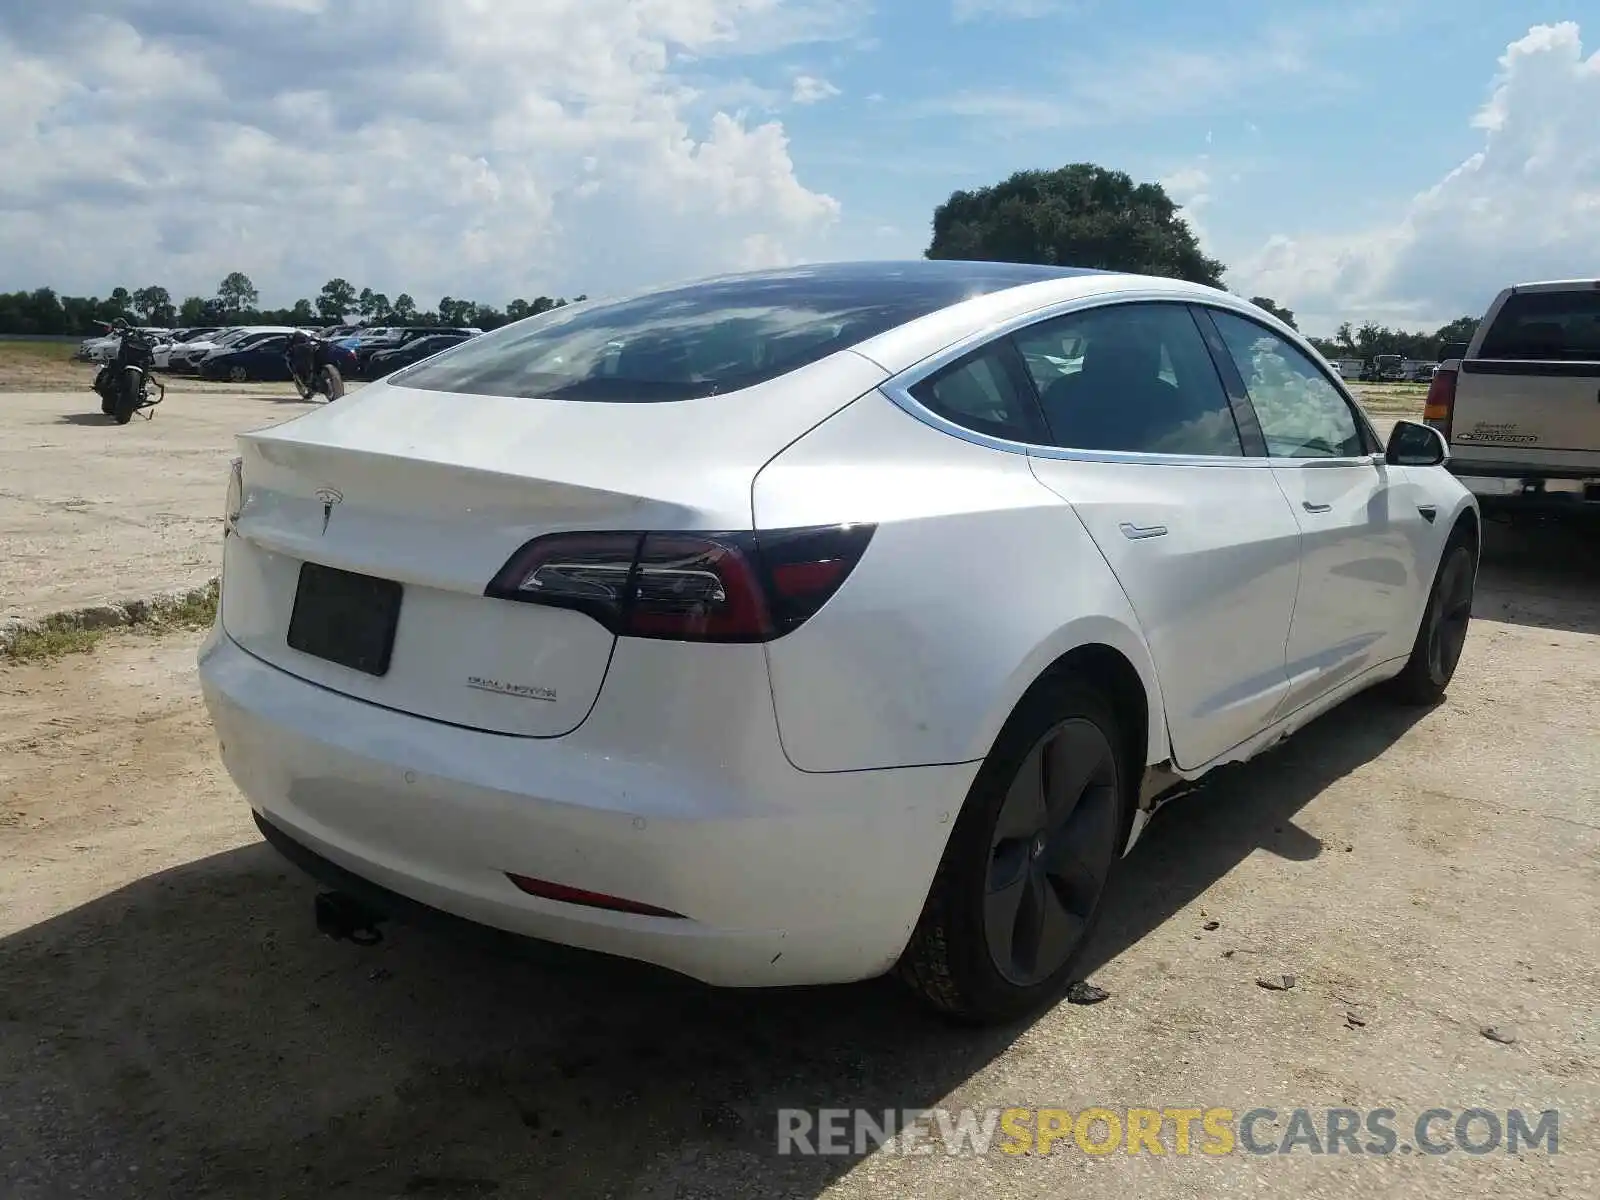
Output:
199,261,1478,1023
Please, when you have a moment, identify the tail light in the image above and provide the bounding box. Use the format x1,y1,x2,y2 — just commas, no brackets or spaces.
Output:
1423,367,1457,441
485,524,875,642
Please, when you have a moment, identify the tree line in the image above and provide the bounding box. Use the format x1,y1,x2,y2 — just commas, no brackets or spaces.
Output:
0,272,586,337
5,161,1486,358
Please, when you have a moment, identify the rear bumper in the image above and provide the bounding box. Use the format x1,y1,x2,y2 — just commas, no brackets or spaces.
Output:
197,627,974,987
1448,461,1600,506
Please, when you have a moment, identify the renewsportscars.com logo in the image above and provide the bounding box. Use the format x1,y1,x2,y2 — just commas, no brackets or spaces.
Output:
776,1106,1561,1158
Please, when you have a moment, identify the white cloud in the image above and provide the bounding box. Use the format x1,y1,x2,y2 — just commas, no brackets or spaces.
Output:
790,74,842,104
1236,22,1600,330
0,0,850,306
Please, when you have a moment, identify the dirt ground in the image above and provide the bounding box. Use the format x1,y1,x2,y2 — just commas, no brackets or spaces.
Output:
2,509,1597,1197
0,390,326,624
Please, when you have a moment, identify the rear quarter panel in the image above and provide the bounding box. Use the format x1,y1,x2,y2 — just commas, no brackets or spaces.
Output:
751,390,1168,774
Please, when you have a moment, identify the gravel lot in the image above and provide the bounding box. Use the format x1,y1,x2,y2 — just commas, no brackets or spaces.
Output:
1,387,1596,1199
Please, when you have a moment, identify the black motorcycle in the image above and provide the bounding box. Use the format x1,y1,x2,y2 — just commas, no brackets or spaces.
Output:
287,335,346,402
92,324,165,424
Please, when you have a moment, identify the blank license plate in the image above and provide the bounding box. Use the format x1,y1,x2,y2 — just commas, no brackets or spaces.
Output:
286,562,403,676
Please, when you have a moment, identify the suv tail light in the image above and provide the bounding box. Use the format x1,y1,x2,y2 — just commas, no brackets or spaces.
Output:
1424,367,1458,441
485,524,875,642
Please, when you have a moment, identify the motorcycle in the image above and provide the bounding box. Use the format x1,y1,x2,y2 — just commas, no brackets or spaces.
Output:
288,337,346,403
91,325,165,424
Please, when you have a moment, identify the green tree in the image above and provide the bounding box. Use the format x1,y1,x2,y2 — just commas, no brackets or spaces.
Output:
316,278,358,321
392,293,417,322
926,163,1225,286
290,299,317,324
357,288,390,322
217,272,259,314
1248,296,1296,329
132,285,175,325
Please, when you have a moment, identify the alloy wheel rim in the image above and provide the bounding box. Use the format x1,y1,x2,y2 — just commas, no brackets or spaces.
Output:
984,718,1120,987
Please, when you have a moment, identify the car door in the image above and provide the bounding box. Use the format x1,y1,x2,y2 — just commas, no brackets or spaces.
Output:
1016,300,1304,771
1202,307,1425,712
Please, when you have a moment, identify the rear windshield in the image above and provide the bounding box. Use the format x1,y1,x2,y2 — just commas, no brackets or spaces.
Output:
1478,289,1600,361
392,263,1090,401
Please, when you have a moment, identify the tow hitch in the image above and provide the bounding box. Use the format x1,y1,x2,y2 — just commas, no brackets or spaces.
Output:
313,891,385,945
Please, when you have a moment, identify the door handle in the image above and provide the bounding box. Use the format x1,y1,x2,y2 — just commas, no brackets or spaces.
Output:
1120,522,1168,540
1301,501,1332,514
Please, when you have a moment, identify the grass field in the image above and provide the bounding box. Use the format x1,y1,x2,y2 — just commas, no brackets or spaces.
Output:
0,339,93,391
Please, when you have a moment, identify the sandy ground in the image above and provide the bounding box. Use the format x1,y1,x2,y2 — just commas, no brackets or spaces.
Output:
1,513,1597,1198
0,389,324,624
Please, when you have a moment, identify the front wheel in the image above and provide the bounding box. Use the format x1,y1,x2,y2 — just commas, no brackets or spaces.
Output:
897,676,1128,1024
1388,539,1476,705
228,365,249,384
318,363,345,401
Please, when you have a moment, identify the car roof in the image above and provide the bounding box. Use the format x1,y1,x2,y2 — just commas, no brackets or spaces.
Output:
840,262,1239,374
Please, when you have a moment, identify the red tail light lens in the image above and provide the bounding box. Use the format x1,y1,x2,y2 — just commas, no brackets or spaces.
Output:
1423,367,1457,441
485,524,874,642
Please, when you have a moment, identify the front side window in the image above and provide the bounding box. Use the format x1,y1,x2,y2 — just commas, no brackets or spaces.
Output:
1208,309,1365,459
1014,303,1243,455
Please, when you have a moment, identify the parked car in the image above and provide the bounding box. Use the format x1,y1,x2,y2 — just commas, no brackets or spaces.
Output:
200,261,1477,1024
76,326,170,363
1428,278,1600,514
151,327,223,369
182,327,305,372
365,333,471,377
167,326,259,372
349,327,482,377
198,333,357,383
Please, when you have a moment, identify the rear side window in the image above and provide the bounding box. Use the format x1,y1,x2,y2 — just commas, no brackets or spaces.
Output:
909,346,1043,443
1478,289,1600,361
1014,303,1244,456
391,265,1087,402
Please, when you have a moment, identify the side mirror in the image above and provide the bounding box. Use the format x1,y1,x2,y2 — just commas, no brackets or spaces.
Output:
1386,419,1449,467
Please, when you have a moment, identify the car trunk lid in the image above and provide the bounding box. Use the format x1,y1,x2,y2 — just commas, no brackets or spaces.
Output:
220,354,887,736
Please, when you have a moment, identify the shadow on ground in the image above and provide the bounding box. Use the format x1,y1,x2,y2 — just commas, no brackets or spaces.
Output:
1473,510,1600,636
0,695,1426,1199
54,411,119,426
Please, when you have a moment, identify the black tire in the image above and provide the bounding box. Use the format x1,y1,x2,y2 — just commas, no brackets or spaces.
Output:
897,675,1129,1025
1387,537,1476,705
318,363,345,401
111,367,140,425
228,365,249,384
292,373,314,401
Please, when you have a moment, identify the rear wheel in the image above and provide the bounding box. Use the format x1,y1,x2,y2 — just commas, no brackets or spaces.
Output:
318,363,345,401
1388,538,1476,705
897,677,1127,1024
111,367,141,425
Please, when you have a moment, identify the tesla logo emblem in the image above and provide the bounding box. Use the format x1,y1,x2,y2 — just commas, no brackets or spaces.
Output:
315,487,342,535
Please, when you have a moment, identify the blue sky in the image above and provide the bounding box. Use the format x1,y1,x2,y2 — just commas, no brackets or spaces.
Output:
2,1,1597,335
